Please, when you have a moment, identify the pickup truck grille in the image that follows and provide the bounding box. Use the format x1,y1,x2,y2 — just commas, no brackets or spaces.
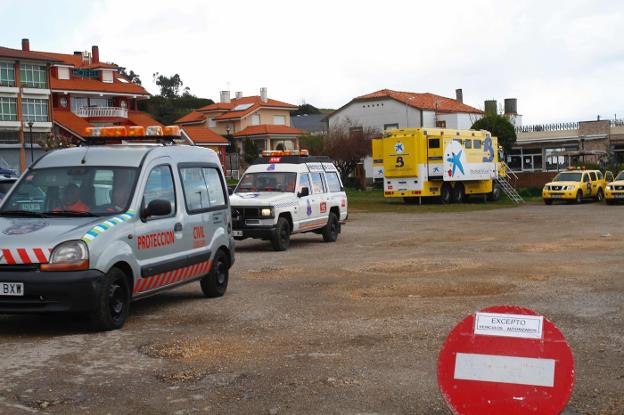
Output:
231,207,261,225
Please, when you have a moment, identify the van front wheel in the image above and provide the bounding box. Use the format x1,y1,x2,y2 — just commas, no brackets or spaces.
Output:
90,268,130,331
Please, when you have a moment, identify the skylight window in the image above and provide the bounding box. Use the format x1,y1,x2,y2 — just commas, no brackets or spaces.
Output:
233,103,253,111
118,78,129,83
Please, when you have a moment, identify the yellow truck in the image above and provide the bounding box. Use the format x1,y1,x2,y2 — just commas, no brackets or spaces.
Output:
372,128,510,203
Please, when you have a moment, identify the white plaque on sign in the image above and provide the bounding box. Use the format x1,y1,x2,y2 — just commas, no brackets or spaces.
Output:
474,312,544,340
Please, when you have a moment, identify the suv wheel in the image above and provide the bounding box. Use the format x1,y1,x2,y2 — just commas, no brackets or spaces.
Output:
322,212,340,242
271,216,291,251
595,188,604,202
90,268,130,331
575,190,583,204
201,250,229,298
544,199,553,205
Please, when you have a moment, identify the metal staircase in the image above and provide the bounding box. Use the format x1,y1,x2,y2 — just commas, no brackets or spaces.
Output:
496,163,524,204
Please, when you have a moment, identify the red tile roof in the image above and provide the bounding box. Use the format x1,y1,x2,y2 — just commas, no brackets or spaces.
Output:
53,110,92,138
234,125,303,137
175,110,207,125
181,127,229,145
127,111,163,127
53,110,162,138
50,75,149,95
355,89,483,114
191,96,297,121
34,51,117,69
0,46,63,63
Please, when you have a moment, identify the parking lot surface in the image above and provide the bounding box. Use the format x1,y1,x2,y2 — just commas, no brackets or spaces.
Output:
0,203,622,414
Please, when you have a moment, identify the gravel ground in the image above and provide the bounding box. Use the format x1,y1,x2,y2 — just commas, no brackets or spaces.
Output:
0,203,622,415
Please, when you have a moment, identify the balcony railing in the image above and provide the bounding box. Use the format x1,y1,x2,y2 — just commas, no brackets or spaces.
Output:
75,106,128,119
516,119,624,133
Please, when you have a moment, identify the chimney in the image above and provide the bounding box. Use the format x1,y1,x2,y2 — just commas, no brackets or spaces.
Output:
504,98,518,115
21,38,30,52
455,88,463,103
260,87,268,103
220,91,231,104
74,51,82,56
92,45,99,63
484,100,498,116
235,91,243,99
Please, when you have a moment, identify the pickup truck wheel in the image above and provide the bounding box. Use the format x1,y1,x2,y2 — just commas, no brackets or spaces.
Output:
90,268,130,331
322,212,340,242
594,188,604,201
271,217,291,251
576,190,583,204
606,199,615,205
201,250,228,298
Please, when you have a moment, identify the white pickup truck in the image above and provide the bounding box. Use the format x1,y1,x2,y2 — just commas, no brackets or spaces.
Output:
229,151,348,251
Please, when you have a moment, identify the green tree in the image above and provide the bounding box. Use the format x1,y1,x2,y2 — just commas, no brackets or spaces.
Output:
243,140,261,164
292,104,321,116
138,95,214,125
471,115,517,155
299,134,324,155
153,72,184,98
116,66,142,85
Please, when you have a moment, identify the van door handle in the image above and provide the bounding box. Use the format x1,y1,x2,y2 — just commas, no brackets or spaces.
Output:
174,223,183,232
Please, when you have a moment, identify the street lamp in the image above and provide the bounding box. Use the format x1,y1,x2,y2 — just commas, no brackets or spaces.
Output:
27,121,34,165
225,126,233,177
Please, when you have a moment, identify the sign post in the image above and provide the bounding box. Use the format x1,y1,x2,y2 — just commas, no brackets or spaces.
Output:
437,306,575,415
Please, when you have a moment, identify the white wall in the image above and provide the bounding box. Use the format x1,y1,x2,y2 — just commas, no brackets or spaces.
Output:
328,98,422,132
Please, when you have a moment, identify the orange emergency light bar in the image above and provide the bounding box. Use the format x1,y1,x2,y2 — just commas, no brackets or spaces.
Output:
261,149,309,157
84,125,181,138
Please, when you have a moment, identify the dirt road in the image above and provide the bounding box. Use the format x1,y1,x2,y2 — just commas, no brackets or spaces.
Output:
0,203,623,414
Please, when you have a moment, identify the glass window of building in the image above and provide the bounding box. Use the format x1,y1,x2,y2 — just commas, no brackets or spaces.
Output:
20,64,47,88
0,63,16,87
22,98,49,122
0,97,18,121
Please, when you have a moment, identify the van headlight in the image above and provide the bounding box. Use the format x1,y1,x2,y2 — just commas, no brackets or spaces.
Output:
41,240,89,272
261,208,273,218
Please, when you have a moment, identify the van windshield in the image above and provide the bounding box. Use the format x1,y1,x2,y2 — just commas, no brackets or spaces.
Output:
552,172,582,182
236,172,297,193
616,171,624,181
0,167,139,217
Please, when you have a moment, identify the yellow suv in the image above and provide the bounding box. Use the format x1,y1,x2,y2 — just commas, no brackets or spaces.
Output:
542,169,611,205
605,170,624,205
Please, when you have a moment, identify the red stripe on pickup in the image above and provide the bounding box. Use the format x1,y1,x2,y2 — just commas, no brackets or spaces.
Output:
17,249,31,264
2,249,16,265
33,248,48,264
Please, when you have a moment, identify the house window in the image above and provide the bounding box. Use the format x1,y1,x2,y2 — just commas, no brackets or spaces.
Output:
0,97,18,121
72,68,99,79
251,114,260,125
349,126,363,138
0,63,15,87
57,67,70,80
101,70,113,83
22,98,49,122
208,118,216,127
20,64,47,88
71,96,88,113
436,120,446,128
0,131,19,144
384,123,399,131
273,115,285,125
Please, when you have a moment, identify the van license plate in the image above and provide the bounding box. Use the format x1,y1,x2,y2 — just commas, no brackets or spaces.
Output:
551,194,562,198
0,282,24,296
232,230,243,237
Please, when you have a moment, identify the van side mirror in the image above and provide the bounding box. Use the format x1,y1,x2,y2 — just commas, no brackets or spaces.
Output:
141,199,171,220
228,186,235,195
297,187,309,198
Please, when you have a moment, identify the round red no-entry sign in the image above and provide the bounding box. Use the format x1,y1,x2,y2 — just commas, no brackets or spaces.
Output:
438,306,575,415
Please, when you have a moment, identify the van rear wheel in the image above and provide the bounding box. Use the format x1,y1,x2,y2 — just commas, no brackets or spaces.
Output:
90,268,130,331
440,184,451,204
451,184,465,203
201,250,229,298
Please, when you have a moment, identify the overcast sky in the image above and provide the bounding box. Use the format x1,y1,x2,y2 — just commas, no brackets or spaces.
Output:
2,0,623,124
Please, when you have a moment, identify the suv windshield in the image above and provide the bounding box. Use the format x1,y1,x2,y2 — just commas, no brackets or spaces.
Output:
0,167,139,216
616,172,624,181
552,172,582,182
236,172,297,193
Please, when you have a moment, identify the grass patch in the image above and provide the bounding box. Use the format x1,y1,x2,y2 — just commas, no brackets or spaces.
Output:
346,187,521,213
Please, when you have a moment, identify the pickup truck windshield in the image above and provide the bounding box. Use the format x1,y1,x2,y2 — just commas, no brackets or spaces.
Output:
0,167,138,216
616,171,624,181
552,172,582,182
236,172,297,193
